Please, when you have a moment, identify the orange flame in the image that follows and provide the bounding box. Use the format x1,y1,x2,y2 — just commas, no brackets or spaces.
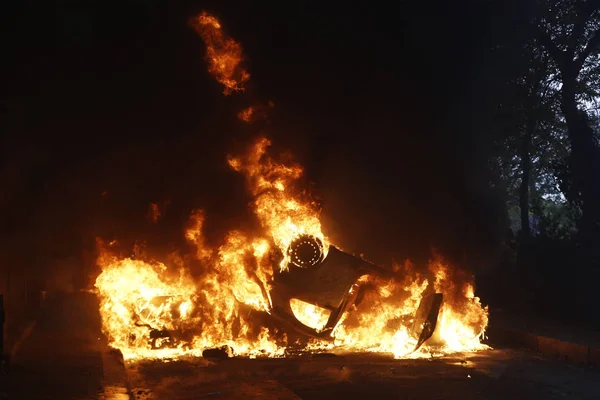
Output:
228,137,328,271
96,221,287,360
148,203,160,223
94,256,199,359
238,106,255,122
185,209,212,262
190,12,250,95
93,11,489,361
237,102,274,123
94,139,488,361
332,259,488,358
430,258,489,353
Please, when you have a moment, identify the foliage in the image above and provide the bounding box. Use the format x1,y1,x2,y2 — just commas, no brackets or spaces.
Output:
489,0,600,239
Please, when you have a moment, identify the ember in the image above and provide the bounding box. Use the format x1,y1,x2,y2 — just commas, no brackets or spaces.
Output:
93,11,489,361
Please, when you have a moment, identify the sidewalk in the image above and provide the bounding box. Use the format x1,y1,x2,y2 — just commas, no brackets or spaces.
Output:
0,291,130,400
486,309,600,368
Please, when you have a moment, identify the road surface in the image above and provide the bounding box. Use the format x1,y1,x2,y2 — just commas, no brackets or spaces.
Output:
125,349,600,400
1,291,599,399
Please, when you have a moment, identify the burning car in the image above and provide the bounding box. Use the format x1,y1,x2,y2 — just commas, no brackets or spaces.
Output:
94,13,488,361
269,235,443,352
122,233,444,357
94,136,488,360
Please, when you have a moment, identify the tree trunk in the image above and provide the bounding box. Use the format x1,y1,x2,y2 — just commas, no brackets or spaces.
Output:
561,75,600,233
559,72,600,272
519,125,533,239
529,174,545,235
536,24,600,259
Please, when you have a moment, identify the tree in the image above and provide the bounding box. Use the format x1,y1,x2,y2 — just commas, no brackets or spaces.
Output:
534,0,600,252
491,42,567,239
517,49,559,239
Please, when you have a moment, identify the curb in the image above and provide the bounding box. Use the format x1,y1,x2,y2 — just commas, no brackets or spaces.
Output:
486,325,600,368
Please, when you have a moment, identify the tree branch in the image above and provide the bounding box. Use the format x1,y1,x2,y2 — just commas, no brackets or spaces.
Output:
536,27,566,72
567,0,599,57
574,26,600,73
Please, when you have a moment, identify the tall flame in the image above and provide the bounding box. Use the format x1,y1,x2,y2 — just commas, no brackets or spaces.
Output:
93,11,489,361
190,12,250,94
228,137,328,271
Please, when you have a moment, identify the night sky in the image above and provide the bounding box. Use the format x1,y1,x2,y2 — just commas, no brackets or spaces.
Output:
1,1,529,273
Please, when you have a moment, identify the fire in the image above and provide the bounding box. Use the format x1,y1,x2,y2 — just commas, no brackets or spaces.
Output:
331,259,488,358
237,102,274,123
94,257,199,359
148,203,160,223
214,231,272,311
190,12,250,95
429,258,489,353
185,209,212,261
238,106,254,122
96,215,287,360
332,275,429,357
94,139,488,361
228,137,328,271
93,11,489,362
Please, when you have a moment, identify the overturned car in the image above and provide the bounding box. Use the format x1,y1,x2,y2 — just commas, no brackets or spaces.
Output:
131,234,443,355
270,235,443,352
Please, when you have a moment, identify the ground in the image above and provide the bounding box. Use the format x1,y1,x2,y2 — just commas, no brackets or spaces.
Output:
1,292,599,399
125,350,600,400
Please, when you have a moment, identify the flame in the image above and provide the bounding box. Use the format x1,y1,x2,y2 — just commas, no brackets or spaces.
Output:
214,231,272,312
93,11,489,362
94,257,199,359
429,258,489,353
185,209,212,262
331,258,489,358
228,137,328,271
94,139,488,361
238,106,255,122
148,203,160,223
96,232,286,360
190,12,250,95
331,275,428,357
237,102,274,123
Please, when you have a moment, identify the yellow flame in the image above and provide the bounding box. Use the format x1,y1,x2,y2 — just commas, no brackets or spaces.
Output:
94,139,489,361
94,257,199,359
228,137,328,271
94,11,489,362
185,209,213,262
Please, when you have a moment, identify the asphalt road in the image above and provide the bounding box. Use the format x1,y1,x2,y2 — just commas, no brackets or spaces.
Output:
124,349,600,400
2,291,600,399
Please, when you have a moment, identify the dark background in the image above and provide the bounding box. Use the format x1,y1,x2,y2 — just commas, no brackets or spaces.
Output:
1,0,530,298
